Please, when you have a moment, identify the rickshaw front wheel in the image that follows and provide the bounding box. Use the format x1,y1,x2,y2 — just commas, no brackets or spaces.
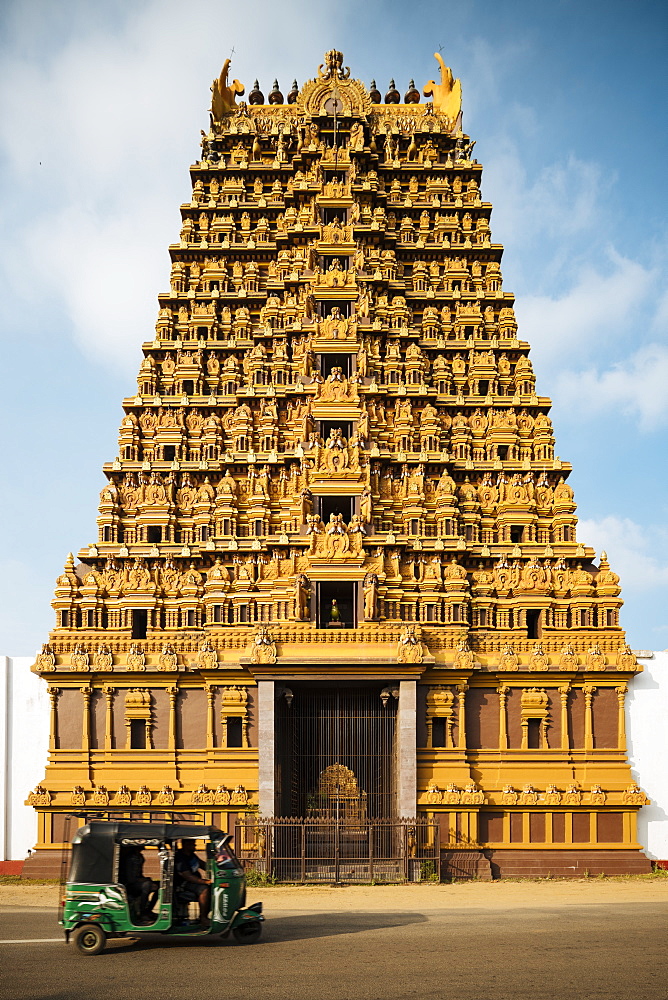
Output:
232,920,262,945
72,923,107,956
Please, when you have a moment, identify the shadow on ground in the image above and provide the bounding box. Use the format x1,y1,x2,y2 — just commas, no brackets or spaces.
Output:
97,910,427,953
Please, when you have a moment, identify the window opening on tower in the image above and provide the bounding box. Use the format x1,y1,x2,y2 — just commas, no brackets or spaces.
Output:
131,609,147,640
317,353,352,378
526,609,541,640
317,495,354,524
129,719,147,750
318,298,351,318
527,719,541,750
317,581,357,629
319,419,353,442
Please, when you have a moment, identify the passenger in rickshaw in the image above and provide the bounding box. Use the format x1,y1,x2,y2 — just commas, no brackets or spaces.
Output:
119,844,159,924
174,838,211,927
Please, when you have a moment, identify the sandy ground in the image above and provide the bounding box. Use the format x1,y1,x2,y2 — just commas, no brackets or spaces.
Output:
2,878,667,911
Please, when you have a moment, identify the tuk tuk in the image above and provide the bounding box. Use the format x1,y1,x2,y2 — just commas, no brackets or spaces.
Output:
60,820,263,955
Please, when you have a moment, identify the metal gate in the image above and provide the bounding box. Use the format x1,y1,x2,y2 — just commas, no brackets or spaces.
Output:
235,817,440,883
274,683,397,819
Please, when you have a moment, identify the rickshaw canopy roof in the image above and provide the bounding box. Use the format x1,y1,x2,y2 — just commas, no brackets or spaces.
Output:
68,821,227,884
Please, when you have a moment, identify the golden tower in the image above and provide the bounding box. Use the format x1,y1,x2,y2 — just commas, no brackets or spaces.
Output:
26,51,650,878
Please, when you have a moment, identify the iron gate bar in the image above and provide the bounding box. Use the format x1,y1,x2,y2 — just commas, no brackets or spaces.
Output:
235,818,440,884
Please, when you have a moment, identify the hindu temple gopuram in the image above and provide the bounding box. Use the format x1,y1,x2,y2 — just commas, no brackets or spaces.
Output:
25,51,650,879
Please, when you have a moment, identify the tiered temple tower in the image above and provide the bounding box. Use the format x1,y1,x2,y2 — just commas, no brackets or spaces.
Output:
26,51,650,878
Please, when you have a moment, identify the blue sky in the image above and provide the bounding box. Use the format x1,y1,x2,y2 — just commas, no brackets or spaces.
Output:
0,0,666,653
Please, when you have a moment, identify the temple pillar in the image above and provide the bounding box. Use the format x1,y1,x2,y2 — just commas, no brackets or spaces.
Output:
81,685,91,753
583,684,596,752
397,680,417,818
167,686,177,752
48,687,59,752
616,684,627,750
206,685,216,751
497,685,508,750
559,684,570,751
457,683,468,749
103,685,114,752
257,680,275,817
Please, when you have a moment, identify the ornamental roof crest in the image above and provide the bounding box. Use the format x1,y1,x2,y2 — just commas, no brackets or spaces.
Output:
296,50,372,118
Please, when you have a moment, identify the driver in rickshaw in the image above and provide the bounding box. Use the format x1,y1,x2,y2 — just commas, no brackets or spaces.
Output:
174,838,211,927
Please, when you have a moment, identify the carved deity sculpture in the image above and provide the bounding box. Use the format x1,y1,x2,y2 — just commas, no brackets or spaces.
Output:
127,644,146,671
197,639,218,670
426,782,442,804
36,644,56,672
71,645,90,671
94,645,113,671
499,644,519,671
453,641,474,670
617,645,637,671
158,645,178,672
363,573,379,621
529,644,548,671
397,625,423,663
559,644,578,671
250,627,277,664
586,644,606,672
294,574,311,621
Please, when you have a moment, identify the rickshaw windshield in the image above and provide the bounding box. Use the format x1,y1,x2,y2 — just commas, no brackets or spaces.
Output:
211,837,242,871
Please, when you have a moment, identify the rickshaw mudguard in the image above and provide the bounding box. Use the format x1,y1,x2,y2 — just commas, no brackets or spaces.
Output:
209,877,245,926
229,902,264,929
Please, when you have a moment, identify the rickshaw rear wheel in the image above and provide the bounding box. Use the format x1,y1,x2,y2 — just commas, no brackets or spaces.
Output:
72,923,107,955
232,920,262,944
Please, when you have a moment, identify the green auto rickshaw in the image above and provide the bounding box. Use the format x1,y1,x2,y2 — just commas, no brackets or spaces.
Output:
60,820,263,955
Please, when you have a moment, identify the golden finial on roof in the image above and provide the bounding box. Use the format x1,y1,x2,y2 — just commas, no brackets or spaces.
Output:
211,59,245,121
423,52,462,120
318,49,350,81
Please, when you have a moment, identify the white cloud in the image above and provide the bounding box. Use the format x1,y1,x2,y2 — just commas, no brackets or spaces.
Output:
651,285,668,334
0,0,335,373
483,145,607,259
514,250,655,368
28,200,174,372
556,343,668,431
463,37,532,126
577,516,668,592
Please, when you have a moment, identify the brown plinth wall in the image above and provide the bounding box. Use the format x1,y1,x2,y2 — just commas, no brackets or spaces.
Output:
440,850,494,880
21,853,63,879
482,849,652,879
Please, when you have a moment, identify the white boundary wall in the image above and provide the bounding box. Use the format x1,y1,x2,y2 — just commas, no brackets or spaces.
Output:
0,652,667,863
0,657,50,862
628,651,668,861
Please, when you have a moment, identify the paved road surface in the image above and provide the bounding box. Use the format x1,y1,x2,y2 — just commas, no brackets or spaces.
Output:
1,900,667,1000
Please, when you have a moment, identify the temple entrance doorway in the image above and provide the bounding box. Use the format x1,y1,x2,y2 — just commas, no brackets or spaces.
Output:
239,682,437,883
274,682,397,819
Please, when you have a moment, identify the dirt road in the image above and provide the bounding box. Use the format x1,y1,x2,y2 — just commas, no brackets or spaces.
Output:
2,875,667,911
